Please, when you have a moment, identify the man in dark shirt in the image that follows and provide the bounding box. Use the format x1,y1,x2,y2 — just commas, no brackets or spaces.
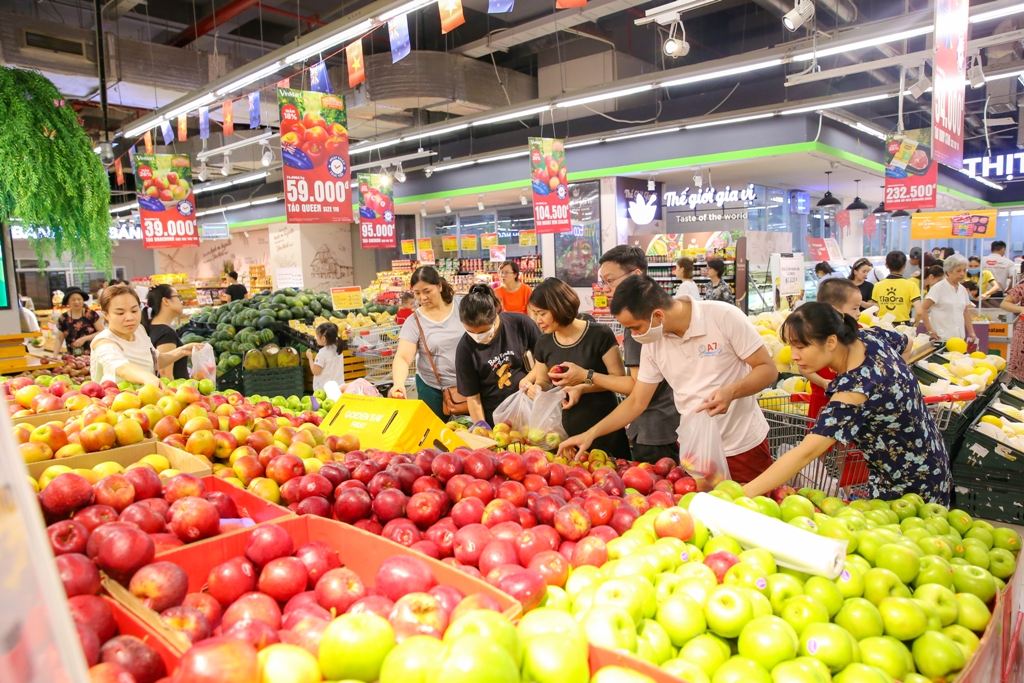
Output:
220,271,248,303
548,245,681,464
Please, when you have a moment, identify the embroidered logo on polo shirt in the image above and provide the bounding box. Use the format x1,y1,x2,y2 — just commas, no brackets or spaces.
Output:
698,342,721,358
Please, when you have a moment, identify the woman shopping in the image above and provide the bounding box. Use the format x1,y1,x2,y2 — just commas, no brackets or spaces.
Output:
920,255,978,345
520,278,630,456
966,255,1001,302
90,284,201,387
455,284,541,425
496,261,532,314
743,303,951,505
144,285,189,380
389,266,465,419
54,288,103,357
847,258,875,309
1001,270,1024,382
704,258,734,304
674,257,701,300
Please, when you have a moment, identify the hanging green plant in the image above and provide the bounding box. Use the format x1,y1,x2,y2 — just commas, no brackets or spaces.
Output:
0,66,112,273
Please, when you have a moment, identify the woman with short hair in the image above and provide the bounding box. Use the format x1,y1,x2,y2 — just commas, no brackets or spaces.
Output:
847,258,875,308
921,255,977,344
705,258,734,304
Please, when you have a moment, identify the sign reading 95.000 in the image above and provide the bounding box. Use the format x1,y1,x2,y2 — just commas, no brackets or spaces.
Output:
279,87,353,223
134,153,199,249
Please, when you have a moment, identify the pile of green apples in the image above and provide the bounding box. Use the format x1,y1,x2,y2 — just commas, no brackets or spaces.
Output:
541,481,1020,683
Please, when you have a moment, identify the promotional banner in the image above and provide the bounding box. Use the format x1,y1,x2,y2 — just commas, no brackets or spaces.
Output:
356,173,396,248
910,209,998,240
806,238,844,262
279,87,352,223
222,101,234,136
489,245,507,262
461,234,478,251
556,0,587,7
347,41,366,87
134,153,199,249
439,0,466,33
248,91,261,128
419,249,435,264
555,181,602,286
160,120,174,146
389,15,411,63
884,128,938,210
529,137,572,234
932,0,968,168
114,157,124,186
143,130,153,154
401,239,416,255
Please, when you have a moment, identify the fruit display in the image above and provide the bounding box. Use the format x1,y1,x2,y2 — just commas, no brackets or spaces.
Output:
67,595,174,682
916,349,1005,394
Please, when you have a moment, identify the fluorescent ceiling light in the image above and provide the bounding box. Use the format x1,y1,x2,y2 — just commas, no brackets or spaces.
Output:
792,26,934,61
197,131,275,161
284,20,374,65
474,105,552,126
970,3,1024,23
250,197,280,206
108,202,138,214
351,140,399,154
193,170,270,195
660,58,783,88
603,126,681,142
379,0,435,23
478,151,529,163
215,63,285,97
164,93,216,123
556,84,654,109
401,123,469,141
564,139,604,149
124,115,166,139
432,160,478,172
686,113,774,129
781,93,892,115
853,121,887,140
960,169,1005,190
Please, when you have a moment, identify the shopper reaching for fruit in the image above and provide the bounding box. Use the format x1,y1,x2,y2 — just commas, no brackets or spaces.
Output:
557,275,778,483
742,302,952,505
143,284,189,381
90,284,203,388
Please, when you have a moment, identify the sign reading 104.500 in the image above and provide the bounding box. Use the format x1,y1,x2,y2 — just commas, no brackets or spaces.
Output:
134,153,199,249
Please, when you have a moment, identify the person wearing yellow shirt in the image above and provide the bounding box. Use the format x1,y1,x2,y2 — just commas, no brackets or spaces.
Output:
966,255,1001,302
871,251,921,325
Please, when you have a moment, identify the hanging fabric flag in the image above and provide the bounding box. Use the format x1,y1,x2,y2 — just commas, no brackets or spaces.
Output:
277,77,290,89
160,120,174,146
199,106,210,140
310,60,333,94
114,157,124,186
143,131,153,154
177,113,187,141
249,91,261,128
222,100,234,136
555,0,586,7
388,15,411,63
488,0,514,11
346,40,366,87
439,0,466,33
128,145,136,170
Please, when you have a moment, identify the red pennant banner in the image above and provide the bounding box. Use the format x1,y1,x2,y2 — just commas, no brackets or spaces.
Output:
114,157,124,186
222,101,234,137
177,114,187,142
347,41,366,87
439,0,466,33
143,130,153,154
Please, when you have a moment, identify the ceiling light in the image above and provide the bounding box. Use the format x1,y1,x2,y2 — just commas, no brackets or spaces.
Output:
478,151,530,163
379,174,391,186
781,93,892,115
420,202,427,217
432,160,477,172
124,116,166,140
401,123,469,142
444,199,452,214
647,177,656,191
477,195,486,211
890,209,911,218
602,127,681,143
556,84,654,109
520,192,528,206
970,3,1024,23
215,63,284,97
284,20,375,65
394,163,406,183
221,154,232,176
663,21,689,58
816,171,842,207
909,75,932,99
872,202,888,215
261,144,274,167
198,164,209,182
846,180,868,211
792,26,933,61
474,105,552,126
163,93,216,123
783,0,814,32
968,57,986,88
661,58,784,88
197,130,275,161
685,113,774,129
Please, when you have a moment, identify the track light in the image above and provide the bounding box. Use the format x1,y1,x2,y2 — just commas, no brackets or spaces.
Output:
783,0,814,32
379,173,391,186
260,143,274,167
816,171,841,207
477,195,485,211
908,75,932,99
968,56,986,88
663,21,689,58
394,163,406,183
420,202,427,217
520,192,528,206
444,199,452,214
845,180,868,211
198,163,209,182
221,153,232,176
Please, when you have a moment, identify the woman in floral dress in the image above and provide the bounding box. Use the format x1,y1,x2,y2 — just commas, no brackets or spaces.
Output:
1000,273,1024,382
53,288,103,357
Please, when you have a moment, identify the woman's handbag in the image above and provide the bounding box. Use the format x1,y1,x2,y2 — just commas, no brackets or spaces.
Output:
413,312,469,415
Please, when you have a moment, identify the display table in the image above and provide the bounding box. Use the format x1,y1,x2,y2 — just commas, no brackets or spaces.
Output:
0,333,59,375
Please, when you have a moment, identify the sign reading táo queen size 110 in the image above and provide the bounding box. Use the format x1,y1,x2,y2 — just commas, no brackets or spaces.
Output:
529,137,572,234
279,88,352,223
134,153,200,249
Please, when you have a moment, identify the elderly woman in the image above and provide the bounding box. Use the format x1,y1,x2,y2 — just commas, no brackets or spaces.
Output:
54,288,103,357
921,255,977,344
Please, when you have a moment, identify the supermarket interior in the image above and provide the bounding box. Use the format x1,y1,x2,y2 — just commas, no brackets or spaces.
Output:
4,0,1024,682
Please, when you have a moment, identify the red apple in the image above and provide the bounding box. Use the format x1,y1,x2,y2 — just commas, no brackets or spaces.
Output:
453,523,494,567
72,504,118,533
388,591,448,641
375,555,438,602
703,550,740,583
161,605,211,643
609,504,640,535
431,453,463,482
332,488,372,524
151,533,185,554
495,568,546,612
315,567,366,614
348,595,395,620
222,592,282,631
463,451,496,480
424,518,457,558
571,536,609,568
207,556,257,606
205,491,239,519
294,540,340,588
95,527,155,585
57,553,101,597
99,635,166,683
478,539,519,576
553,503,592,541
482,498,518,528
382,518,423,547
533,494,566,526
183,592,223,629
172,637,259,683
371,488,407,522
47,519,90,555
244,523,294,568
69,594,115,641
529,549,570,586
163,473,205,503
127,561,188,613
169,496,220,542
40,472,95,518
118,503,166,534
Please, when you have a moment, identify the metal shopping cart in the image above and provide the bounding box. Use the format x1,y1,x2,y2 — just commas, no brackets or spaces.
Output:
757,390,976,498
348,324,417,393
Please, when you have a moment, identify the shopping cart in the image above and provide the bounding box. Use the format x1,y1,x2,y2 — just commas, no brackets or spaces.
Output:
593,315,625,346
347,323,416,387
758,390,976,498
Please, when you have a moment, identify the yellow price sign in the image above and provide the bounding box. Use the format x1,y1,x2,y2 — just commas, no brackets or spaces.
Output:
910,210,998,240
461,234,478,251
481,233,498,248
401,239,416,255
417,238,433,252
594,294,608,308
519,230,537,247
331,286,363,310
442,235,459,252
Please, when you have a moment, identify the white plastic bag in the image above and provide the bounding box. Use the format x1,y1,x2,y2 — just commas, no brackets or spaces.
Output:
677,410,730,492
526,388,568,448
342,378,382,397
190,344,216,386
493,390,533,433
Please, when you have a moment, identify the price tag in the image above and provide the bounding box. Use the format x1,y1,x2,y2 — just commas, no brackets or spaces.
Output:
442,235,459,252
401,239,416,255
519,230,537,247
134,153,201,249
481,233,498,248
461,234,478,251
417,238,433,252
331,286,363,310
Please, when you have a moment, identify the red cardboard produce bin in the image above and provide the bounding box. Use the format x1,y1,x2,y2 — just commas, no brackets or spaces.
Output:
105,596,182,675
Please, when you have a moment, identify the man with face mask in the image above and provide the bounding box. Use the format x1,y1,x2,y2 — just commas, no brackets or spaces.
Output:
558,274,778,483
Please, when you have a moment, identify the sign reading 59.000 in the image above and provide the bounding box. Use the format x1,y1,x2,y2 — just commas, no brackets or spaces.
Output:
134,153,199,249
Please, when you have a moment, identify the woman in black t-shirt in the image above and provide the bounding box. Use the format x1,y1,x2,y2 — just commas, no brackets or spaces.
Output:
520,279,630,458
145,284,189,380
455,284,541,426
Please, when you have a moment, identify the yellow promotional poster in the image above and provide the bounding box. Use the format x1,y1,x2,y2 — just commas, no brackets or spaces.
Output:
320,395,469,453
461,234,478,251
481,232,498,248
519,230,537,246
417,238,433,252
330,286,363,310
910,210,998,240
442,235,458,252
401,239,416,255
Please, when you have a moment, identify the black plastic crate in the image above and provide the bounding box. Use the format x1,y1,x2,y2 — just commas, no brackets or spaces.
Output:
952,465,1024,524
914,363,974,454
243,366,304,398
217,365,243,393
954,405,1024,473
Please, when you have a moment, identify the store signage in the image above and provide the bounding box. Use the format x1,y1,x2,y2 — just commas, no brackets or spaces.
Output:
279,87,353,223
777,255,804,297
481,233,498,248
442,235,458,252
331,286,363,310
356,174,396,248
806,238,844,262
663,184,757,211
490,245,507,262
12,224,143,241
417,238,433,252
529,137,572,234
418,249,435,264
670,210,748,227
884,128,937,210
962,152,1024,180
616,178,662,227
932,0,968,168
790,190,811,215
461,234,478,251
134,153,200,250
401,239,415,255
200,223,230,240
910,209,998,240
518,230,536,246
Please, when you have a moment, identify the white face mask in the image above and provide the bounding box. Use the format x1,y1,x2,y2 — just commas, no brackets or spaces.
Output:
631,312,664,344
467,322,496,344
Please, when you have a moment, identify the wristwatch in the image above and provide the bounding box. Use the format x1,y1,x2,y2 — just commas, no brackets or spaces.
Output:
583,369,595,386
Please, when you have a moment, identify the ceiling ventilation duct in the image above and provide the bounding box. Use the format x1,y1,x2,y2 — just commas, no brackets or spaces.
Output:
984,16,1024,115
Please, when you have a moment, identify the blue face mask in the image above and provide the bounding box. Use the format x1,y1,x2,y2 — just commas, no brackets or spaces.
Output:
968,268,980,275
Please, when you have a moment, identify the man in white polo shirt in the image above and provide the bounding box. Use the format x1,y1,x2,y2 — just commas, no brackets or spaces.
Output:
983,240,1015,293
558,274,778,483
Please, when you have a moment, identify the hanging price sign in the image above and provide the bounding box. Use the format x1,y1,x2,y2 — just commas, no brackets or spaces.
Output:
401,239,416,255
461,234,478,251
884,129,937,211
134,153,199,249
331,286,363,310
355,173,395,248
519,230,537,246
481,233,498,248
529,137,572,234
442,235,459,252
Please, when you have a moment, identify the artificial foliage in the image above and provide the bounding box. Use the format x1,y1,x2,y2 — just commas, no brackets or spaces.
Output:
0,66,112,273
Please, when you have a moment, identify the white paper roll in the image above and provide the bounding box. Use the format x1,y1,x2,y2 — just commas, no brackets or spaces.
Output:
688,492,847,579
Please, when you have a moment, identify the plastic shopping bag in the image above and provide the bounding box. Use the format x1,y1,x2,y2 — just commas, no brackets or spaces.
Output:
677,410,730,492
493,390,534,433
526,388,568,449
342,378,382,397
190,344,216,386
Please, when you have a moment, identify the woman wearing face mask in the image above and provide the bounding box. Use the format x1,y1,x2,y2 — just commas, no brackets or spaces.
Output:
921,255,978,345
455,284,541,425
144,284,189,380
90,284,200,387
389,266,464,419
742,302,951,504
966,255,1001,302
847,258,875,309
520,278,630,457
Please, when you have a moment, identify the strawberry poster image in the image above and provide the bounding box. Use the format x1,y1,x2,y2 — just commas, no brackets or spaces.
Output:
278,88,352,223
529,137,571,234
357,173,396,249
134,153,199,249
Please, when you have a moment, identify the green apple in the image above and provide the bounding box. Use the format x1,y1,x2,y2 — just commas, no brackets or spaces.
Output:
862,568,911,605
892,536,926,557
900,516,927,532
964,526,994,549
799,622,859,673
571,585,599,616
681,543,705,564
789,516,819,533
675,577,714,608
919,502,948,519
564,565,605,600
781,496,816,522
820,496,847,516
845,554,872,576
833,662,895,683
737,615,798,671
942,624,981,659
867,499,891,512
680,492,698,509
319,613,396,682
995,575,1007,591
637,618,674,664
379,635,444,683
988,547,1017,579
753,496,781,519
738,547,777,575
912,630,965,681
924,516,951,536
848,500,873,512
609,556,658,584
623,576,658,620
724,563,769,596
971,519,995,532
950,557,969,566
913,584,959,627
733,496,762,514
704,535,743,556
863,510,891,528
955,592,992,632
911,597,943,631
426,635,519,683
703,585,753,639
766,573,804,615
889,499,917,521
858,636,911,680
680,632,731,678
913,555,953,590
917,535,954,560
520,637,590,683
836,506,868,521
817,518,859,553
834,598,884,641
770,657,832,683
714,480,746,499
708,655,771,683
874,544,920,584
902,527,932,545
779,566,811,583
855,529,891,564
580,606,637,652
692,519,710,549
539,586,571,611
804,576,844,617
654,574,685,606
780,595,830,636
900,492,925,509
963,544,991,569
655,593,706,647
662,659,711,683
709,490,735,502
902,674,934,683
737,588,773,618
835,565,865,599
444,609,522,666
638,545,678,574
677,561,718,583
606,537,644,561
876,597,927,640
993,526,1022,552
951,564,997,602
517,607,587,650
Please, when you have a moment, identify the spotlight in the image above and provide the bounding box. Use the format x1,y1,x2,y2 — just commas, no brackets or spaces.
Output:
221,153,232,176
520,192,528,206
783,0,814,32
394,163,406,183
444,199,452,214
260,143,274,167
663,21,689,58
198,163,209,182
477,195,485,211
647,177,656,191
424,167,434,178
968,56,986,88
420,202,427,217
908,75,932,99
379,173,391,186
693,170,703,188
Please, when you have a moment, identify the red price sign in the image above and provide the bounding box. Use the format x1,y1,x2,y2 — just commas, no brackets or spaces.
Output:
884,129,937,211
279,88,352,223
134,153,199,249
357,173,396,249
529,137,572,234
